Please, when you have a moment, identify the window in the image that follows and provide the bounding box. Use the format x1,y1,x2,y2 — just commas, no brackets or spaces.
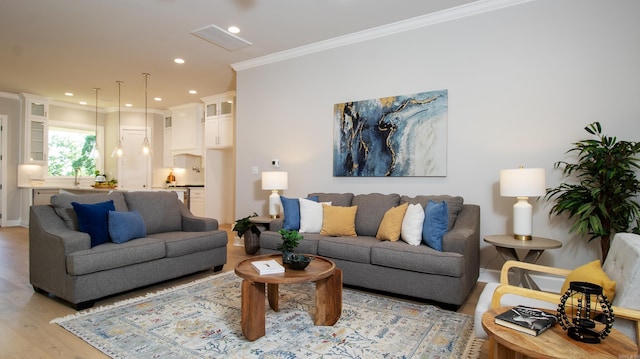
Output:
47,121,103,177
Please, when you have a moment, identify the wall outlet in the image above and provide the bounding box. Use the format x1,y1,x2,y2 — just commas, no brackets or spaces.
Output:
271,159,280,168
251,166,259,175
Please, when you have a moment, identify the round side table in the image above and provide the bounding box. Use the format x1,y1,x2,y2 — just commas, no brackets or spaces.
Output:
484,235,562,290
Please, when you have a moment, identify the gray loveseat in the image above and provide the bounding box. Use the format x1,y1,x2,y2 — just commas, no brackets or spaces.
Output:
29,191,227,309
259,193,480,307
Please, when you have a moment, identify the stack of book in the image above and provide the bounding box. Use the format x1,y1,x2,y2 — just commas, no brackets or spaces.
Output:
251,259,285,275
494,305,558,336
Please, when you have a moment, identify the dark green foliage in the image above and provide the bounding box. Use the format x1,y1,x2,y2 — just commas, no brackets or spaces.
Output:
545,122,640,261
277,229,303,252
232,212,259,237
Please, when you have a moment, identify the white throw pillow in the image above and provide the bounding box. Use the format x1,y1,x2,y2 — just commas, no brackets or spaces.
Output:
401,203,425,246
299,198,330,233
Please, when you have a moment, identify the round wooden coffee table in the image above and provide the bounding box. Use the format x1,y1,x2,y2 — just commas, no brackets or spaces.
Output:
482,307,638,358
235,254,342,341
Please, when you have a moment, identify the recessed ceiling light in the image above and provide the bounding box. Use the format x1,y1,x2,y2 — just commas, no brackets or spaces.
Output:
228,26,240,34
125,103,132,107
65,92,74,96
189,90,197,94
174,58,185,64
154,97,162,102
79,101,87,105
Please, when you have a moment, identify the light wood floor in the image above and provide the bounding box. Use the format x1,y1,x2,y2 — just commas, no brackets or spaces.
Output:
0,225,488,358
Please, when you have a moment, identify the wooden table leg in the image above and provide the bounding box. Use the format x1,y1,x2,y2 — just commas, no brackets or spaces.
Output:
267,283,279,311
314,268,342,326
241,279,265,341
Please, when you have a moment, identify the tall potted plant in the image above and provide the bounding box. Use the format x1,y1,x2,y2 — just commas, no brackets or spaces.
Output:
545,122,640,262
233,213,261,255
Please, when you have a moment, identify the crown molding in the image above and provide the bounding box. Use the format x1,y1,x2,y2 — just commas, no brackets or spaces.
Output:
232,0,534,72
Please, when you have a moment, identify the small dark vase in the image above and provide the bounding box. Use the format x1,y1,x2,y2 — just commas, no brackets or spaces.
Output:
243,230,260,255
282,250,293,264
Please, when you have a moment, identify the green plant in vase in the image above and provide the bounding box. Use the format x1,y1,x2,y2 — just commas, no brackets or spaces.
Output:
233,213,261,255
277,229,303,264
545,122,640,262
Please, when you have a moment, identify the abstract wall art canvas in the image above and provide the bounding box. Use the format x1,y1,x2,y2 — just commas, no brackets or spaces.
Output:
333,89,448,177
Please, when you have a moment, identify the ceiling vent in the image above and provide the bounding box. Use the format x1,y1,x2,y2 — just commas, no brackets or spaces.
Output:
191,24,252,51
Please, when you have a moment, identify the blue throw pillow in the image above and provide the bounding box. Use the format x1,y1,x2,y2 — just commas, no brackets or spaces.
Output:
422,200,449,251
108,210,147,244
71,200,115,247
281,195,318,230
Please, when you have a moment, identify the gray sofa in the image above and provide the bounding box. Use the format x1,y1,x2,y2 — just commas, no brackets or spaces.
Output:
29,191,227,309
259,193,480,307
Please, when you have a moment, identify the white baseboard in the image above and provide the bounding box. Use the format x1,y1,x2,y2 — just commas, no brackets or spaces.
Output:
478,268,564,293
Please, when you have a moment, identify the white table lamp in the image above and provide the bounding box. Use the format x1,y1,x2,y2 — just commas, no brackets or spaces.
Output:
262,171,288,218
500,167,546,240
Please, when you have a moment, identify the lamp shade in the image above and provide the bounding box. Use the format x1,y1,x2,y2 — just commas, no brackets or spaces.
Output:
261,171,288,190
500,168,546,197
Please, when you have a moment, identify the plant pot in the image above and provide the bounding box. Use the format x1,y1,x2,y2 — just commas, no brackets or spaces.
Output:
282,250,293,264
243,230,260,255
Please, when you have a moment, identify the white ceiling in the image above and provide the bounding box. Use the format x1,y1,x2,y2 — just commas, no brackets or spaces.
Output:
0,0,477,109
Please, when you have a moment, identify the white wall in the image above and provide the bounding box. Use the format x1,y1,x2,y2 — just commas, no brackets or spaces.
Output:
235,0,640,271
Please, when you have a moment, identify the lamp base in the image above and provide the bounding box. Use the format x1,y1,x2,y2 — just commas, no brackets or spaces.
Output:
513,234,532,240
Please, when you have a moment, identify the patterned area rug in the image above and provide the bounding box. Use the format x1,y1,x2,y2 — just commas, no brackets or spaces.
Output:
53,272,482,358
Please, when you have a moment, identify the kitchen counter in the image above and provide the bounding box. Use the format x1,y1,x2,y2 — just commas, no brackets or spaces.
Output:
22,186,188,205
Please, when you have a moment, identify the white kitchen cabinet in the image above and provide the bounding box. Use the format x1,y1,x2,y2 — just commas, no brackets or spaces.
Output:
169,103,203,156
201,92,234,149
163,116,173,168
189,188,205,217
21,95,49,164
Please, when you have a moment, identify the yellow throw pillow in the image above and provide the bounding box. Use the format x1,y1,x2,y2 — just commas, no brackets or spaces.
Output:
320,205,357,236
561,260,616,301
376,203,409,241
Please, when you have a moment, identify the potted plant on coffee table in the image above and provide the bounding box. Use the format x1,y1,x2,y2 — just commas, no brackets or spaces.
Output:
545,122,640,262
233,213,261,255
277,229,303,264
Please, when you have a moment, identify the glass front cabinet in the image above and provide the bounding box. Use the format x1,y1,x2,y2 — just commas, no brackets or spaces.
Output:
201,91,235,149
22,95,49,164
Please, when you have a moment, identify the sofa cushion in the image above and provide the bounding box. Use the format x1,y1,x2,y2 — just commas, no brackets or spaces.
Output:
401,195,463,230
66,237,166,276
308,193,354,207
259,231,320,255
371,241,465,277
124,191,182,234
299,198,328,233
422,200,449,251
376,203,408,241
352,193,400,236
320,204,357,236
71,200,115,247
148,230,228,258
317,236,377,264
51,192,128,230
401,203,424,246
108,210,147,244
280,195,318,231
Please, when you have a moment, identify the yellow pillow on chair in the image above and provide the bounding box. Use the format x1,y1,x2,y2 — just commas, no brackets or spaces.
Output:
561,260,616,301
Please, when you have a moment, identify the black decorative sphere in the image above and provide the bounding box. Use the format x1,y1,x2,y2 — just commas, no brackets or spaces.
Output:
557,281,614,343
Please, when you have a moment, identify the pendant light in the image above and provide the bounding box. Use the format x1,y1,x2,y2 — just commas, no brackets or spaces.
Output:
91,88,101,160
141,73,152,156
111,80,124,157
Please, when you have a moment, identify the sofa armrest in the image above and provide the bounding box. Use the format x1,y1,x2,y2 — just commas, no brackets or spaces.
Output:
178,200,219,231
442,204,480,255
269,218,284,232
29,205,91,295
